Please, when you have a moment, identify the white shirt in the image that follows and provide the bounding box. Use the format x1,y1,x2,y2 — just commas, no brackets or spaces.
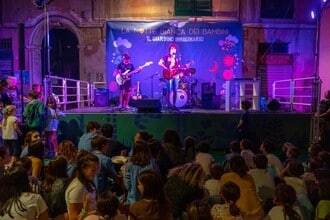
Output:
248,168,275,203
2,115,18,140
65,177,97,212
195,152,214,176
266,154,283,176
264,205,303,220
0,192,48,220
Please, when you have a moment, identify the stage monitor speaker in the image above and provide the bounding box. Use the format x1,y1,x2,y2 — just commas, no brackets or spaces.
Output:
202,82,216,95
267,99,281,111
132,99,161,113
202,95,221,109
18,23,25,70
94,88,109,107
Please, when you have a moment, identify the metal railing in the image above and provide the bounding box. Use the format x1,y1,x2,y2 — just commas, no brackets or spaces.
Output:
44,76,91,110
272,77,321,112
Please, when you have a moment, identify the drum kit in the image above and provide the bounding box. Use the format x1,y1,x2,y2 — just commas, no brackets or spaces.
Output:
159,67,200,108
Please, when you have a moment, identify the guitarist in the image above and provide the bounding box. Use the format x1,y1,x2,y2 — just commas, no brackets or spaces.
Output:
158,43,181,109
113,53,141,109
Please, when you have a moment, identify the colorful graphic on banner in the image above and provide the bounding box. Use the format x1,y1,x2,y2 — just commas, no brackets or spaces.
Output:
106,21,242,99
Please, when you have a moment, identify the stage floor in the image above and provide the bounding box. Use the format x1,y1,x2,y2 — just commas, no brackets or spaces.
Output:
64,105,309,115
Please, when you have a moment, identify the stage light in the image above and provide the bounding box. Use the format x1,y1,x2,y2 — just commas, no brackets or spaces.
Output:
323,0,327,3
311,10,315,19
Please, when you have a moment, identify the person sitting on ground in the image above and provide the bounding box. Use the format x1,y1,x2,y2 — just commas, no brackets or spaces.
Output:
282,145,301,169
164,162,206,219
205,162,224,206
222,140,241,172
91,135,120,194
129,170,172,220
0,165,49,220
83,191,127,220
248,154,275,209
162,128,186,167
78,121,101,152
240,138,255,169
211,181,243,220
101,123,129,158
220,156,264,220
259,138,283,178
41,156,68,220
264,183,303,220
195,140,215,180
57,140,78,177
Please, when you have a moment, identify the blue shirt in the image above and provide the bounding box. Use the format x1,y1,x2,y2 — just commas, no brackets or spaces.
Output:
124,158,159,205
92,150,118,194
78,133,96,152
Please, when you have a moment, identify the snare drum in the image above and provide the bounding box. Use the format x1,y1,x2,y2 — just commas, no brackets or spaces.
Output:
168,89,189,108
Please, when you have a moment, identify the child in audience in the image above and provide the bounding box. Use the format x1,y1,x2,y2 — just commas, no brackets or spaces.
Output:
264,183,303,220
124,140,159,205
20,130,41,157
240,139,255,169
83,191,127,220
248,154,275,207
78,121,100,152
315,178,330,220
282,146,301,169
41,156,68,219
129,169,172,219
205,162,224,197
1,104,22,164
279,141,294,162
0,147,10,177
44,96,65,157
220,156,264,220
222,140,241,172
259,138,283,177
13,156,41,194
184,136,196,162
280,162,314,220
186,199,212,220
195,140,215,179
57,140,77,177
211,181,243,220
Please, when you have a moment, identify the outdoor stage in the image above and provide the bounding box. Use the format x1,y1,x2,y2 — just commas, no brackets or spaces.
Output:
59,105,312,152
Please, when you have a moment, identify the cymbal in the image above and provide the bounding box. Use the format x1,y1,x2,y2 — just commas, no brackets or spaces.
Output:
159,78,166,82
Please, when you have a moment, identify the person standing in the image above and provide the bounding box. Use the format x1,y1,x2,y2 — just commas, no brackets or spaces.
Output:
237,99,252,141
44,96,65,157
113,53,140,109
318,90,330,150
158,43,181,109
23,90,45,135
1,105,22,164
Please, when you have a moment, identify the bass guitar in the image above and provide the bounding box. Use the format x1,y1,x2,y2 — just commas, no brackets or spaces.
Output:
116,61,153,85
163,60,194,80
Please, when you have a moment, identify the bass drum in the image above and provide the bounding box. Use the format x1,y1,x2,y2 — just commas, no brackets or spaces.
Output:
168,89,188,108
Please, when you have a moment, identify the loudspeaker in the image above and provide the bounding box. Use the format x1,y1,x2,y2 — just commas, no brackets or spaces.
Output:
94,88,109,107
267,99,281,111
18,23,25,70
132,99,161,113
202,95,221,109
202,82,216,95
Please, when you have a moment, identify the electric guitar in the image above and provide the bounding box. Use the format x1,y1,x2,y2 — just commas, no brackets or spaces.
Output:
116,61,153,85
163,60,194,80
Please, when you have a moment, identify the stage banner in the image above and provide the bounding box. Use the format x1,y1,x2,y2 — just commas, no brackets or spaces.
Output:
106,20,242,99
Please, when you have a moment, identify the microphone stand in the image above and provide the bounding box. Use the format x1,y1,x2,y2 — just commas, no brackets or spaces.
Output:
145,73,158,99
